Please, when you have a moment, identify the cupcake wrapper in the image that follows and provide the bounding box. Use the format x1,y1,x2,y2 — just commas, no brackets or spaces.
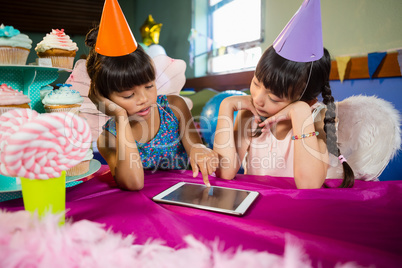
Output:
66,160,90,177
45,105,81,114
39,56,74,69
0,47,29,65
0,106,30,116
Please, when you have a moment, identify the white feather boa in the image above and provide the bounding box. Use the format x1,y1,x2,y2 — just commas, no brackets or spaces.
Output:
327,95,401,181
0,210,361,268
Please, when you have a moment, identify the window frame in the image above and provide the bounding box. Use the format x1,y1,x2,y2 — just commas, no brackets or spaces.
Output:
206,0,265,74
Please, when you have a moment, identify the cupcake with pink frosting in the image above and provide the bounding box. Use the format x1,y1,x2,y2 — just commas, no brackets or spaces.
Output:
35,29,78,69
0,83,30,115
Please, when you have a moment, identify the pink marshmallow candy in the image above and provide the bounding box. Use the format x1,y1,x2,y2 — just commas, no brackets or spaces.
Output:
0,110,91,179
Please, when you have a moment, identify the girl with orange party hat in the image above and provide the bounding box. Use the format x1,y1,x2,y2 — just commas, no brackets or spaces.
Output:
86,0,218,190
212,0,355,189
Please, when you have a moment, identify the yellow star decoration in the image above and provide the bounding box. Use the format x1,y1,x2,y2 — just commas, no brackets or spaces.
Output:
140,14,163,46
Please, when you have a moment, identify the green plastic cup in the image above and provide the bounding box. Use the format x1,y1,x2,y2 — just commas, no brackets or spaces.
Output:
20,171,66,225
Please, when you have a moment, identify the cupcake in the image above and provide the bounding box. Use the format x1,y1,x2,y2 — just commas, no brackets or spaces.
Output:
66,148,93,177
42,84,83,114
35,29,78,69
39,85,53,101
0,83,31,115
0,24,32,65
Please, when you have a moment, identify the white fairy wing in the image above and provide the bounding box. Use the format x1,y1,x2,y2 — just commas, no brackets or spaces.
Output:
327,95,401,181
153,55,193,109
65,59,109,142
153,55,186,96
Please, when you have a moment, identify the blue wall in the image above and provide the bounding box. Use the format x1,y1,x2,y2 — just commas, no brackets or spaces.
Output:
329,77,402,181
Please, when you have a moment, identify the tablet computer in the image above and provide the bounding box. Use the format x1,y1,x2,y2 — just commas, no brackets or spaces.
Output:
152,182,259,216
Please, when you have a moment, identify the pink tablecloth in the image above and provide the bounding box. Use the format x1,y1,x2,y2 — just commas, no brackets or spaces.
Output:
1,166,402,268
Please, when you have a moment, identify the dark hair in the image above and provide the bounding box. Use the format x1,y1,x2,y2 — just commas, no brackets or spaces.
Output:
85,25,155,98
255,45,354,188
255,46,329,102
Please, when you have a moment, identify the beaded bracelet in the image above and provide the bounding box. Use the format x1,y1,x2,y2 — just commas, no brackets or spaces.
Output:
291,131,319,140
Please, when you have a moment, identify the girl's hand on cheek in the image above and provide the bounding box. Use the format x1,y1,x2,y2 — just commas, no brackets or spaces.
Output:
190,144,219,187
89,90,126,117
101,98,126,117
223,95,261,123
258,113,289,131
258,101,310,131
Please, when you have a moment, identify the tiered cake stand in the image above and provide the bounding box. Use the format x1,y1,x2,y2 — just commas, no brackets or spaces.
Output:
0,65,101,201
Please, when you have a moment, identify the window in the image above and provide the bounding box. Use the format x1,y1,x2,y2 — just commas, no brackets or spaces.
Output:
191,0,263,75
210,0,262,49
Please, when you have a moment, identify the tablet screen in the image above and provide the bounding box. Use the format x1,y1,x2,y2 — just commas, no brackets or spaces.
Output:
152,182,259,216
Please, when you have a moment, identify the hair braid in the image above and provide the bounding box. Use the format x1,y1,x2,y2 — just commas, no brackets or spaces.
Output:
322,84,355,188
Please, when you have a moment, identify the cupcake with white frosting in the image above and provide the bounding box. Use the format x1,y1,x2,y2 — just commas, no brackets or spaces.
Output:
42,84,83,114
0,24,32,65
39,85,53,101
35,29,78,69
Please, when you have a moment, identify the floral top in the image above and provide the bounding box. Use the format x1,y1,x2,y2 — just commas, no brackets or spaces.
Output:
103,95,188,170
